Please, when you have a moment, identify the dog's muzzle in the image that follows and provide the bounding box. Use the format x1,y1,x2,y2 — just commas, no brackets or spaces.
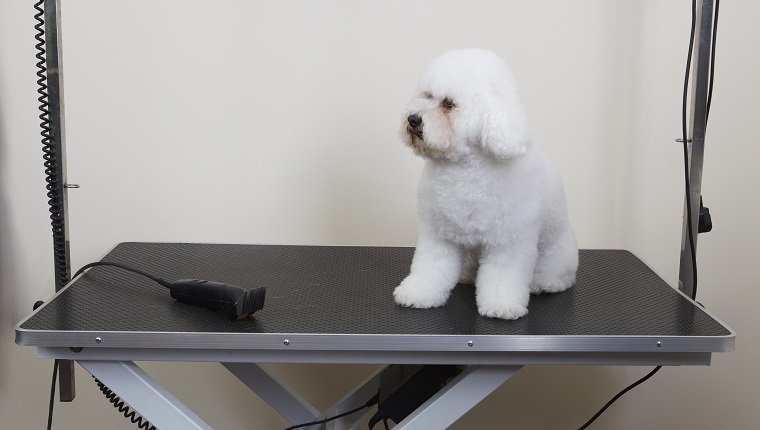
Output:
407,114,423,139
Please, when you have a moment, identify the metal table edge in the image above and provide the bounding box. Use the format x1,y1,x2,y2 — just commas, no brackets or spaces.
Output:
15,328,735,354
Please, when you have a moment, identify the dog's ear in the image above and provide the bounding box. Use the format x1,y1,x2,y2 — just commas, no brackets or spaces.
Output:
480,96,530,159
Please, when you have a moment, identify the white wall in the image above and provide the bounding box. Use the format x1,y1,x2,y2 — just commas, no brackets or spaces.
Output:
2,0,758,428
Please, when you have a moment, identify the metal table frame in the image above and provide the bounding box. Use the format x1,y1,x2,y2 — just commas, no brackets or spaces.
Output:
21,326,728,430
22,330,728,430
38,351,527,429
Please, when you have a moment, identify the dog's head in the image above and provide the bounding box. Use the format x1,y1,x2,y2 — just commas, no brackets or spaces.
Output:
402,49,530,161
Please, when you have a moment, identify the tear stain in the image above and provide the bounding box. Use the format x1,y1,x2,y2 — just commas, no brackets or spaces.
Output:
405,132,448,159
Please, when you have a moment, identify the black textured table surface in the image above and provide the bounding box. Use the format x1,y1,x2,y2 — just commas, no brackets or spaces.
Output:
17,243,732,350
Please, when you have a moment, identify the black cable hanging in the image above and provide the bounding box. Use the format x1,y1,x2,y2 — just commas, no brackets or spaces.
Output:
577,0,720,428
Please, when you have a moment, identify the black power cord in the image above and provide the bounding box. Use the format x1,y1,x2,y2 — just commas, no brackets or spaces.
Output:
283,394,379,430
577,366,662,430
681,0,700,302
33,301,60,430
577,0,720,428
72,261,171,287
706,0,720,124
47,360,59,430
42,261,266,429
72,262,266,320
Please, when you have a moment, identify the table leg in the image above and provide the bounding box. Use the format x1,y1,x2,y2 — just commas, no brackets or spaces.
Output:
78,360,213,430
223,362,321,426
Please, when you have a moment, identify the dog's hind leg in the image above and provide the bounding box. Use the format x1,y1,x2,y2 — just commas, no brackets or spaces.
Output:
530,227,578,294
394,231,463,309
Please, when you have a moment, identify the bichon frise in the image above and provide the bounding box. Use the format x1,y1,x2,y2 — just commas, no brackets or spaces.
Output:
393,49,578,320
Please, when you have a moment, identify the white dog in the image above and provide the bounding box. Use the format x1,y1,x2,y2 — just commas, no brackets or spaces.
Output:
393,49,578,320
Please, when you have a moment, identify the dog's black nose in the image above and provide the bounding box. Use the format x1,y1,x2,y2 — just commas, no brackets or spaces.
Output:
407,114,422,129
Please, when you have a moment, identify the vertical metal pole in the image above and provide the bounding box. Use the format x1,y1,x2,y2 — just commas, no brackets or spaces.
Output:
678,0,714,298
43,0,76,402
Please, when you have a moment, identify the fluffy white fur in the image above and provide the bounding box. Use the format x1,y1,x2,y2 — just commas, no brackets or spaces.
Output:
393,49,578,320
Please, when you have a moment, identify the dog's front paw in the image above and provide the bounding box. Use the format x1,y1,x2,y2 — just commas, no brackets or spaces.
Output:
530,273,576,295
393,274,450,308
475,277,530,320
475,286,529,319
476,300,529,320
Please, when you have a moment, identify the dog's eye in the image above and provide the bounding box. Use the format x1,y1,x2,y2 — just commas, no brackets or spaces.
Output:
422,92,434,100
441,97,456,110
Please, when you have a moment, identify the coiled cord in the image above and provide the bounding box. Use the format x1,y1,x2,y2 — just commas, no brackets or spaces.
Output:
93,377,157,430
36,5,153,429
34,0,70,289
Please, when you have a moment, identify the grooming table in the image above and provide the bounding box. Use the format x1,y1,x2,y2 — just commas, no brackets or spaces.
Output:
16,243,734,429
